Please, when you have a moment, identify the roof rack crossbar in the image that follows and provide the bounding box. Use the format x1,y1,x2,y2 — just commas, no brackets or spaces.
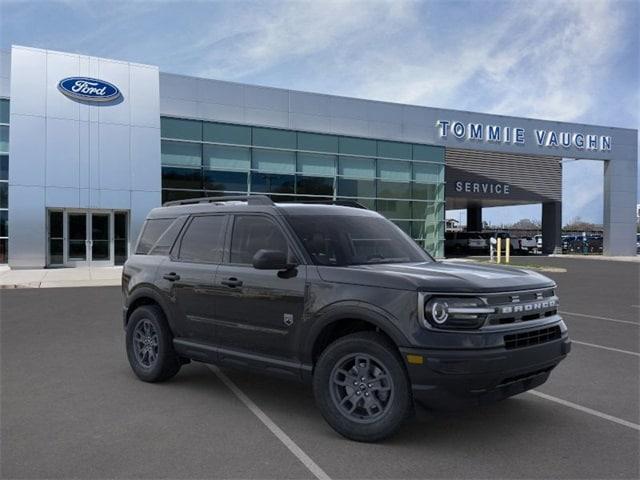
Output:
163,195,274,207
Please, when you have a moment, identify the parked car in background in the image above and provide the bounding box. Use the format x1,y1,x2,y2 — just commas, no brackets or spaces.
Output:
563,235,603,254
519,236,538,254
444,231,487,255
533,235,543,254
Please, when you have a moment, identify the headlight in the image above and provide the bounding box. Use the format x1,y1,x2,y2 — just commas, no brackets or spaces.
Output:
421,296,494,329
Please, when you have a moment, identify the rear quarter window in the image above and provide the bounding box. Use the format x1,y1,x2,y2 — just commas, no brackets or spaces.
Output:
136,218,176,255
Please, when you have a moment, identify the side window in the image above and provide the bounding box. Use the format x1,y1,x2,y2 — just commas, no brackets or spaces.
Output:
178,215,226,263
230,215,289,264
136,218,175,255
149,217,187,255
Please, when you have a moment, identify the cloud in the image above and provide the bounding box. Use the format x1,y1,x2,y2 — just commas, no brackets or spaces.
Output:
1,0,636,223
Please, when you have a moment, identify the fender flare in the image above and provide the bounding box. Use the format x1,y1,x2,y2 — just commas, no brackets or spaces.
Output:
125,284,173,329
301,301,410,364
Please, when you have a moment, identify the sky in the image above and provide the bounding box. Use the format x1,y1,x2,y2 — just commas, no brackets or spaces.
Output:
1,0,638,226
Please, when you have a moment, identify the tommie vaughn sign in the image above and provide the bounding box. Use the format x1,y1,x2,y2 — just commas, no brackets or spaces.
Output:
436,120,612,152
58,77,121,102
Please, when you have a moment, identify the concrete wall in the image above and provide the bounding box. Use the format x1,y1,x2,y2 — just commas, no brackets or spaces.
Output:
8,46,160,268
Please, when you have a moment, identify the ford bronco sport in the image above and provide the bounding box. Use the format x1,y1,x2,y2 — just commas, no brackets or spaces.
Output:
122,195,570,441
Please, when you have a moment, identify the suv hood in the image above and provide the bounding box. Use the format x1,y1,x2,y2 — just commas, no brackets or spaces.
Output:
316,260,555,293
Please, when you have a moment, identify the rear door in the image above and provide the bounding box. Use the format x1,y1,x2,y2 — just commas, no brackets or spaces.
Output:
212,214,307,362
159,214,228,342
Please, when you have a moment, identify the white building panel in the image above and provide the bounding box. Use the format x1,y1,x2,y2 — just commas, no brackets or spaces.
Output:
45,117,80,188
8,114,46,186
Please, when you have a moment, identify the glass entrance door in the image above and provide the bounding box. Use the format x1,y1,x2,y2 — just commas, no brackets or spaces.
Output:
47,209,129,267
90,213,111,266
67,213,88,265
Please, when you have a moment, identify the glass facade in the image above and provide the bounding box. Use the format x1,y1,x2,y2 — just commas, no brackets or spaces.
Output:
0,99,8,263
160,117,445,256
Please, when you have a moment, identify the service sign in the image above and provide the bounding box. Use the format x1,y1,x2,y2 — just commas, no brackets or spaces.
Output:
58,77,121,102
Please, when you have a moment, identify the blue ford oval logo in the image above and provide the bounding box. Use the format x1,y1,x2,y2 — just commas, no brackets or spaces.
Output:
58,77,121,102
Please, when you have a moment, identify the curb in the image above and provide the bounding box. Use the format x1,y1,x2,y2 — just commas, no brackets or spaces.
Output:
0,279,121,289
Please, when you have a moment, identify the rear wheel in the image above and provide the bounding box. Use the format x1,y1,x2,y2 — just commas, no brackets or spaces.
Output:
313,332,412,442
126,305,181,382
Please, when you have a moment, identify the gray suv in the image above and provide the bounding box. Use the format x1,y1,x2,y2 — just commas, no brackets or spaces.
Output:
122,195,570,441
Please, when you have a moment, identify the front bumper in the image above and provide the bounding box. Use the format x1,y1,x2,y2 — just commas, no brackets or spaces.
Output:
399,334,571,409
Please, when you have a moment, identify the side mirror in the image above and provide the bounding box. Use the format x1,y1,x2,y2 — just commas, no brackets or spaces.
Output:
252,249,290,270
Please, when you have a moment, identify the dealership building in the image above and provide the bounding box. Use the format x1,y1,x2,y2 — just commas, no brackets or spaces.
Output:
0,45,637,268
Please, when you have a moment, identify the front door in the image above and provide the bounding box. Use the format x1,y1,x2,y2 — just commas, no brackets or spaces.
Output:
213,214,307,361
47,209,129,267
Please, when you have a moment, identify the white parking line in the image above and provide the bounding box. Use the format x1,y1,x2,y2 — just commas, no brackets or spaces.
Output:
209,365,331,480
529,390,640,431
572,340,639,357
559,310,639,326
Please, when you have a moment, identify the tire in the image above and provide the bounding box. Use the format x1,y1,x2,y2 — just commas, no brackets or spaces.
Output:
313,331,412,442
126,305,181,382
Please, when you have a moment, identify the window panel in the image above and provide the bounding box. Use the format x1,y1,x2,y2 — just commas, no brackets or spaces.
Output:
392,221,412,236
296,176,334,196
337,197,375,210
413,144,445,162
230,215,289,264
297,153,336,176
267,194,298,203
162,167,202,190
338,156,375,179
161,140,201,167
412,182,439,200
161,117,202,140
378,140,411,159
297,132,338,153
114,212,128,266
339,137,377,157
337,178,375,198
0,182,6,208
0,126,8,154
203,144,250,170
413,163,443,183
376,199,411,219
203,170,247,192
0,238,6,263
0,99,8,124
412,201,444,223
252,149,295,174
252,127,296,149
377,160,410,181
203,122,251,145
179,215,226,263
250,172,295,194
0,210,8,237
377,180,411,199
0,155,7,181
162,189,203,204
412,221,437,240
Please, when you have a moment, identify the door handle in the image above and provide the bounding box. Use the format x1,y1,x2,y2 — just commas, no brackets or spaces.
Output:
163,272,181,281
221,277,243,288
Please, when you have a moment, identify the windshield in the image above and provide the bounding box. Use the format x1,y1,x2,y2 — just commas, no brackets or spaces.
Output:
286,214,432,266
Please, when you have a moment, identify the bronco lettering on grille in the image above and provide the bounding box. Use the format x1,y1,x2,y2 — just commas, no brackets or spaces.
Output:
499,298,557,315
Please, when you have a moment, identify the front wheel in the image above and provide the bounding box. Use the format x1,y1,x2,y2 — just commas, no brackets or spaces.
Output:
313,332,412,442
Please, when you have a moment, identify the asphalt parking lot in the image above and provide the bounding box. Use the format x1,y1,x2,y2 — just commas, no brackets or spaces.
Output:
1,256,638,479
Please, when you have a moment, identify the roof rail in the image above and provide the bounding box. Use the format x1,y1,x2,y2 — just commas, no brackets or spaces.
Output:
163,195,274,207
283,199,369,210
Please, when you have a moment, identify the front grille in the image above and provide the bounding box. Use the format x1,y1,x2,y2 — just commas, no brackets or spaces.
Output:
504,326,561,350
485,289,558,326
